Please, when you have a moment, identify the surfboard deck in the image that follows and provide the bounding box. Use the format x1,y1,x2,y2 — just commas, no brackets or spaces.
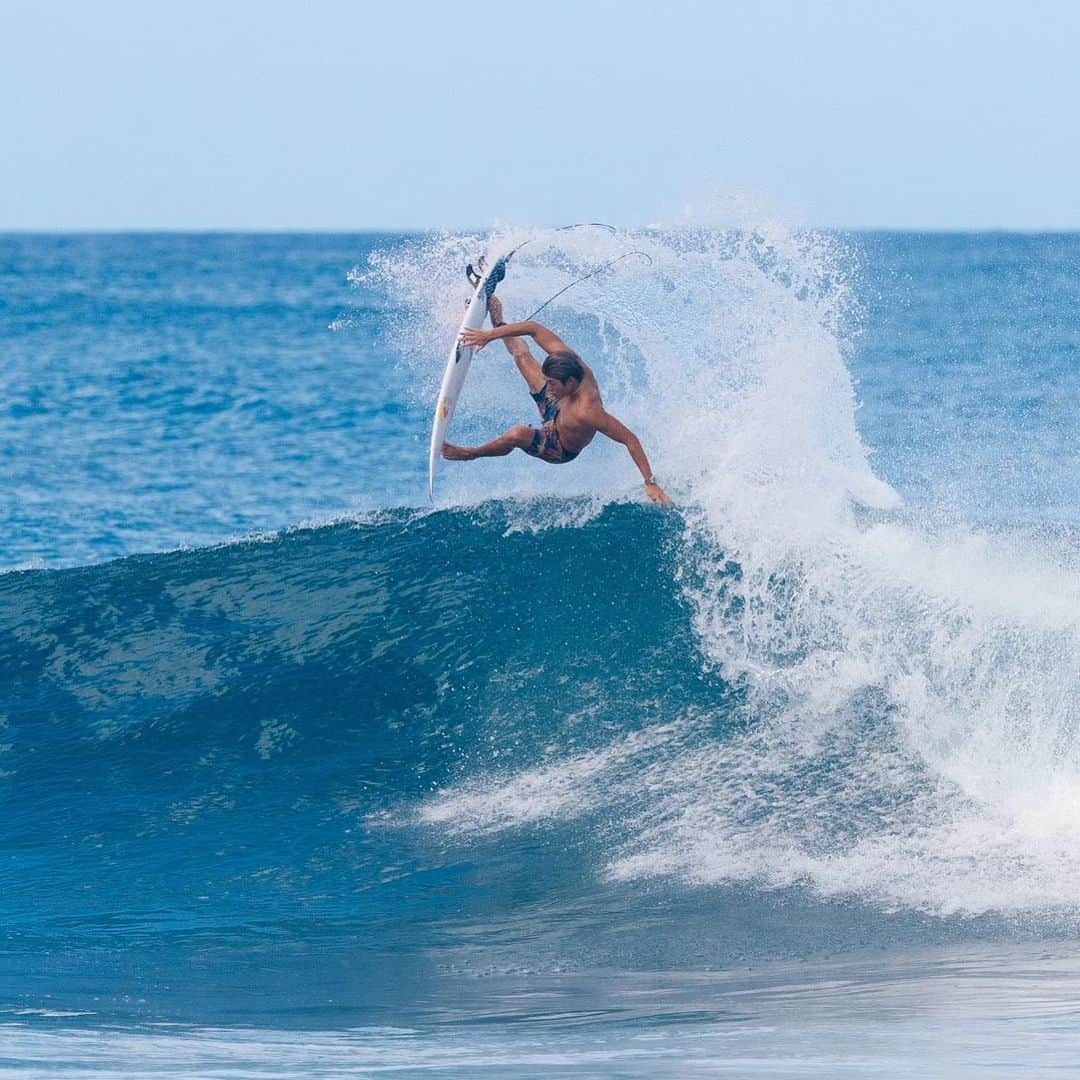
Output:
427,258,504,500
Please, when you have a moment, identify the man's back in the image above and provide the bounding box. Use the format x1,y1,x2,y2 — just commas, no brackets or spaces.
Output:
553,368,604,453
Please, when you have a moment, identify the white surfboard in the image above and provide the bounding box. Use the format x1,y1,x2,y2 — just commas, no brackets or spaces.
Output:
427,257,505,500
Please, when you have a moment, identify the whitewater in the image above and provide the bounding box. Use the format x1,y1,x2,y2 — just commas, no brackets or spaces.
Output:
1,224,1079,1075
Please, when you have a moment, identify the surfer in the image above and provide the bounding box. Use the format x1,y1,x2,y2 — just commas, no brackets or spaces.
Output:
441,296,673,507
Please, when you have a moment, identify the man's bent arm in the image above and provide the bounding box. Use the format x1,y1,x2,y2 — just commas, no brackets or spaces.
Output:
463,320,574,356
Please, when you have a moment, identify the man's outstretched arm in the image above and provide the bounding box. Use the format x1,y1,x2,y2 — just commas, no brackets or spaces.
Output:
592,411,673,507
461,320,574,357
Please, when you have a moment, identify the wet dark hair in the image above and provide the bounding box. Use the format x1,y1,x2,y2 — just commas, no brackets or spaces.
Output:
542,350,584,384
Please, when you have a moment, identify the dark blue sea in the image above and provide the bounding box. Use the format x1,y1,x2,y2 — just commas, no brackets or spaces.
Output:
2,226,1079,1076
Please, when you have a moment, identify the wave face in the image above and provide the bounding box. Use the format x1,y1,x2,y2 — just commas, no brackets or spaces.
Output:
4,500,1080,1021
0,504,741,1020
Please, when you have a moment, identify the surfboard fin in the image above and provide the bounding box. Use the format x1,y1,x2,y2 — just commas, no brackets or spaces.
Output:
465,256,486,290
465,254,508,298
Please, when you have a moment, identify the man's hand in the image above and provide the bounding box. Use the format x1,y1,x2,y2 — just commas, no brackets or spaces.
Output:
460,326,492,351
645,481,673,508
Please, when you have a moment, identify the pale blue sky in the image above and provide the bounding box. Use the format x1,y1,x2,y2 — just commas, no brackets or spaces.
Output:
4,0,1078,230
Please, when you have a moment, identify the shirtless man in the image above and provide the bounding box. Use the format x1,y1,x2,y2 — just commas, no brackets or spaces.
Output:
442,295,673,507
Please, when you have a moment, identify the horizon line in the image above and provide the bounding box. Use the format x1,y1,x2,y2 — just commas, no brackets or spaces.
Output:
3,226,1080,237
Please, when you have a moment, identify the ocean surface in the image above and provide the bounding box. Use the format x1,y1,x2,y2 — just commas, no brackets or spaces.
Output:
1,225,1079,1076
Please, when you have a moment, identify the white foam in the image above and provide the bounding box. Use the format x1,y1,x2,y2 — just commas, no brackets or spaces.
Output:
417,725,681,834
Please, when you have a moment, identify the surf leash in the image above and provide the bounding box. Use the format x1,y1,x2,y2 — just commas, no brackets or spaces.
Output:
505,222,617,262
492,223,618,278
467,224,647,315
523,250,653,321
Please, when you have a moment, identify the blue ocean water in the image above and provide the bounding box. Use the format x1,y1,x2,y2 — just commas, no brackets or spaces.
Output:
1,226,1079,1076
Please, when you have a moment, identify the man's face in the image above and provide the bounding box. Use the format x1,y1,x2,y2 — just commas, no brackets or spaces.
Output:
546,377,576,400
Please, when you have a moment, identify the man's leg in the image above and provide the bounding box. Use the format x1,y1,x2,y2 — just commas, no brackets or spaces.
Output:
443,425,534,461
488,296,545,394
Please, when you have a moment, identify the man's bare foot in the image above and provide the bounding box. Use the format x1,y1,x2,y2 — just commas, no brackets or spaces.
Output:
442,442,475,461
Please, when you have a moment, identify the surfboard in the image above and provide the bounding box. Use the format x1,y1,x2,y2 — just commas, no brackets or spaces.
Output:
427,256,506,500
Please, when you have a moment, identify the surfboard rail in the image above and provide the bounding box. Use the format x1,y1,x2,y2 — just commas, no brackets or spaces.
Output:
427,259,503,500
